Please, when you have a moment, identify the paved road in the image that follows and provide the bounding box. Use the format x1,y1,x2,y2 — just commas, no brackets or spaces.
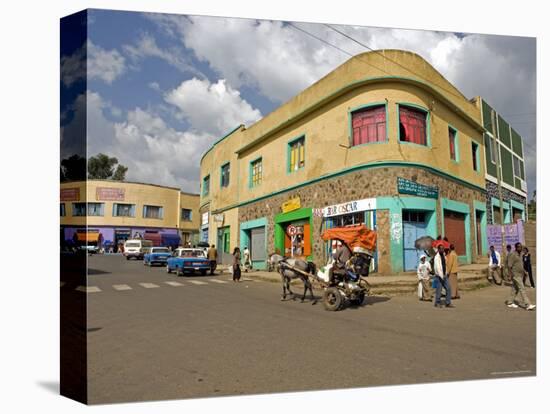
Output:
77,255,536,405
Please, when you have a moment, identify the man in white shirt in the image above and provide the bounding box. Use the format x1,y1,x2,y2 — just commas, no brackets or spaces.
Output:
488,245,503,285
417,255,432,301
434,245,453,308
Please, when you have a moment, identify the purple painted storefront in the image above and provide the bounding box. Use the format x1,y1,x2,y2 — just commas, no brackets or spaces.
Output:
62,226,180,250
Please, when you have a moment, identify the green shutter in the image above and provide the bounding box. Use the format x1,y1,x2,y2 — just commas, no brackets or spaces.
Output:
498,115,511,148
482,100,494,132
500,147,514,186
511,128,523,157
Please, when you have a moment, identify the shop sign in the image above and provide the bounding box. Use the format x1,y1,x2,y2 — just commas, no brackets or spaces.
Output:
213,213,224,224
201,212,209,226
281,197,301,213
486,221,525,253
317,198,377,218
397,177,438,199
60,187,80,201
96,187,125,201
286,225,298,237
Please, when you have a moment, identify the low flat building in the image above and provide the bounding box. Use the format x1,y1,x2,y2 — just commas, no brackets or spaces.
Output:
60,180,200,251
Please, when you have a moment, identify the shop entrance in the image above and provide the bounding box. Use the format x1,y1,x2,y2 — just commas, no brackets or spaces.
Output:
283,220,310,259
114,229,131,252
217,227,230,254
402,210,428,271
476,210,483,256
443,210,466,255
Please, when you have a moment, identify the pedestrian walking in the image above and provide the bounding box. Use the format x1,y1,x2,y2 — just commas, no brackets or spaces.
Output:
434,245,453,308
207,244,218,275
503,244,513,282
487,245,503,285
505,243,536,310
243,246,252,272
522,247,535,288
417,254,432,301
447,244,460,299
232,247,242,282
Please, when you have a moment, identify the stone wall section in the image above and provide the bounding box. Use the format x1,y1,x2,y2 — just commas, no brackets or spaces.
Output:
485,180,527,224
238,166,486,273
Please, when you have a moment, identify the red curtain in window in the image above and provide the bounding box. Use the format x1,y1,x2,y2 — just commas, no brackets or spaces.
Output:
449,129,456,160
400,106,427,145
352,106,386,146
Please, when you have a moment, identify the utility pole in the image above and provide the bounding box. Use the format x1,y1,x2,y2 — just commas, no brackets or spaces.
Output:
491,110,506,258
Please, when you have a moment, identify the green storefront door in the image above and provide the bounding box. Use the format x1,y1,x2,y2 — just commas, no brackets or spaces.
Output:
218,227,230,254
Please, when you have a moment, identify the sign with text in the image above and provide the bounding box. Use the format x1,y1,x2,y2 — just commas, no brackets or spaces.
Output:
213,214,224,224
281,197,301,213
397,177,439,199
317,198,377,218
96,187,125,201
486,221,525,253
60,187,80,201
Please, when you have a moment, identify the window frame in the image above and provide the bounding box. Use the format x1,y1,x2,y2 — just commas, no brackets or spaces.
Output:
249,156,263,188
287,135,306,173
397,103,430,148
143,205,164,220
87,202,104,217
220,162,230,188
348,102,388,148
202,175,210,197
60,203,66,217
112,203,136,218
71,202,87,217
471,140,480,172
448,125,460,163
181,208,192,221
512,155,524,181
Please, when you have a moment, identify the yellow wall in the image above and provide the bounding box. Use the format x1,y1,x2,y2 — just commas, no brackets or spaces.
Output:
207,206,240,252
61,180,200,231
199,50,485,213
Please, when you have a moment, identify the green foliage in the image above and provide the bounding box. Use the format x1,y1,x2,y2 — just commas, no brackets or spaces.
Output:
61,154,86,182
87,153,127,181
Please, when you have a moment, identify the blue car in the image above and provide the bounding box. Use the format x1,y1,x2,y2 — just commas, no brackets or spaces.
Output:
143,247,172,266
166,248,211,276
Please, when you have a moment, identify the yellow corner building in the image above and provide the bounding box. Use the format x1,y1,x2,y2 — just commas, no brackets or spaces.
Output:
199,50,498,273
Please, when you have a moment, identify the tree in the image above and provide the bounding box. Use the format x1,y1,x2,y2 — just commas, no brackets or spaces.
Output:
112,164,128,181
88,153,127,181
61,154,86,182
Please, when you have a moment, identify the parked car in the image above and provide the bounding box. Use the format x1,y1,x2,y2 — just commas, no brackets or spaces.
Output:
166,248,211,276
123,239,153,260
143,247,172,266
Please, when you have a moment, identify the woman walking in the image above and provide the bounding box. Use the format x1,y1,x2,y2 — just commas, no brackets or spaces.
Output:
232,247,242,282
522,247,535,288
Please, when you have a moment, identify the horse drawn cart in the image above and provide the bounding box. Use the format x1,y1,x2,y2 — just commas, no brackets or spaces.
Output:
271,225,377,311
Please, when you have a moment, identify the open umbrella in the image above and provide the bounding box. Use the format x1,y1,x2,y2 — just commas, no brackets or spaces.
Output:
414,236,434,251
432,239,451,250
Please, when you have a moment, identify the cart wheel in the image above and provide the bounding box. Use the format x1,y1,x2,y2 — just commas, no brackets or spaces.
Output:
351,291,365,306
323,287,343,311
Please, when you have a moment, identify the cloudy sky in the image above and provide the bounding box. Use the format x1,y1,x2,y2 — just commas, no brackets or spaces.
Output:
61,9,536,198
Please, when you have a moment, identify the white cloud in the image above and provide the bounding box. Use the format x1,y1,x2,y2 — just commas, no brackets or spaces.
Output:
82,91,213,192
122,32,204,78
87,41,126,84
164,78,262,136
148,14,535,196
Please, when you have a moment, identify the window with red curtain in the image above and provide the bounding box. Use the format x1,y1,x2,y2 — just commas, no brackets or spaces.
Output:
449,127,457,160
399,106,427,145
351,105,386,146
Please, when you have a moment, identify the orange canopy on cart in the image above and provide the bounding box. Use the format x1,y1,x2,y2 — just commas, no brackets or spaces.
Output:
321,225,377,252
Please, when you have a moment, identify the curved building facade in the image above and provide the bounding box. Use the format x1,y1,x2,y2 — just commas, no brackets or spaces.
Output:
199,50,491,273
61,180,200,251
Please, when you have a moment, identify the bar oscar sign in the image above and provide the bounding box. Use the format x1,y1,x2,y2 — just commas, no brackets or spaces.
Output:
397,177,439,199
